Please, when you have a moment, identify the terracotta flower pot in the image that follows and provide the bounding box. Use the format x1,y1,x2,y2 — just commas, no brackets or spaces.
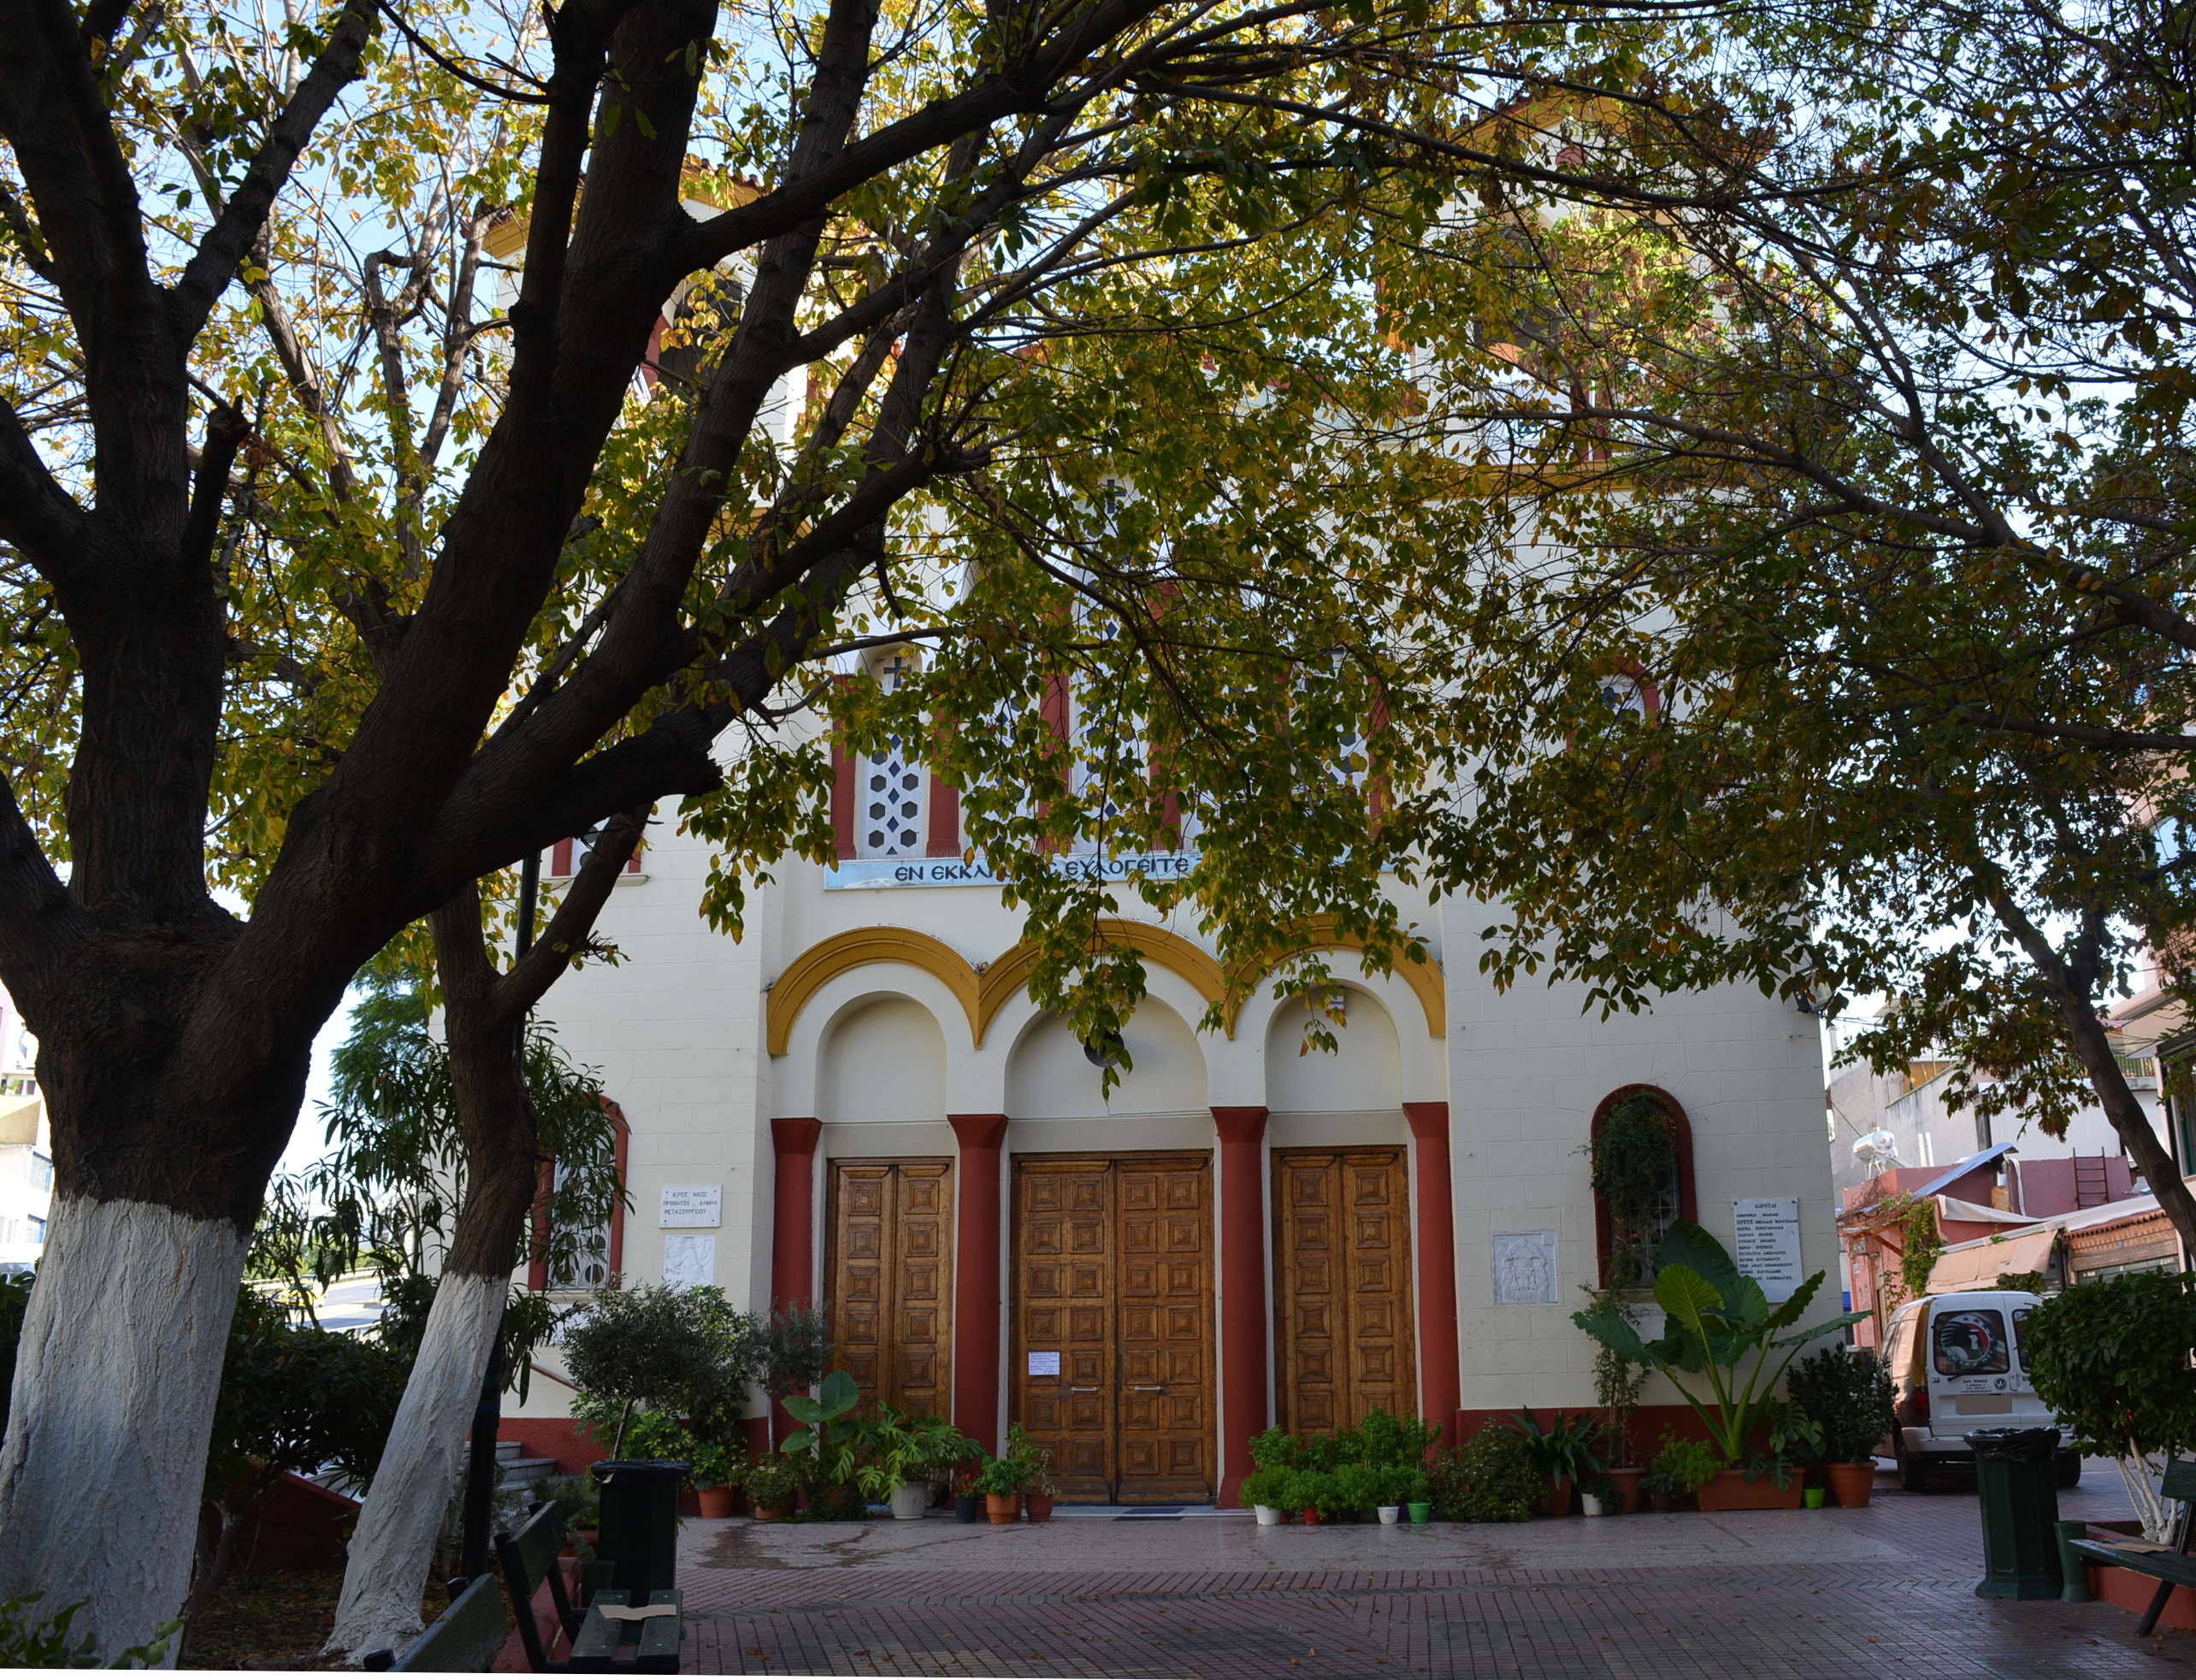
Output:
1302,1508,1323,1526
986,1492,1020,1524
1024,1492,1054,1523
697,1484,737,1518
1825,1463,1877,1507
1646,1489,1679,1512
1694,1469,1806,1512
754,1504,794,1523
1539,1477,1574,1518
1606,1468,1644,1515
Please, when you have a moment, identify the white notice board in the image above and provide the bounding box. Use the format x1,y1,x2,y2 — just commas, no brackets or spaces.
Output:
660,1184,723,1228
1732,1198,1803,1300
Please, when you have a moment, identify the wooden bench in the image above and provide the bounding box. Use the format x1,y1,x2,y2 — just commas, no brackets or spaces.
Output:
497,1500,682,1674
2065,1459,2196,1636
360,1573,510,1672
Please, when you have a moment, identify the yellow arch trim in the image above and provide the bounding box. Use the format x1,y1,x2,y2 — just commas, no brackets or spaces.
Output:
764,927,981,1054
975,919,1231,1045
1223,914,1446,1040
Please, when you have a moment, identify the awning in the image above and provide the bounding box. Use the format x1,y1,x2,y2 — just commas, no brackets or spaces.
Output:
1926,1228,2057,1294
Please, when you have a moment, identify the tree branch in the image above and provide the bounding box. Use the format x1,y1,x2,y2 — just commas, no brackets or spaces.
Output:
168,0,374,339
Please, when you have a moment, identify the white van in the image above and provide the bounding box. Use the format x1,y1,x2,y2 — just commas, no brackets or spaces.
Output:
1882,1290,2081,1490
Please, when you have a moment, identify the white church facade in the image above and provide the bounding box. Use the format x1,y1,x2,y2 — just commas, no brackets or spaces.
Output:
507,675,1837,1507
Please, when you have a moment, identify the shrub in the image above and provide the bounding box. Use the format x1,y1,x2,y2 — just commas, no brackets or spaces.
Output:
1248,1427,1299,1471
562,1283,729,1455
1785,1349,1894,1465
1426,1426,1542,1523
2024,1270,2196,1541
1286,1469,1343,1517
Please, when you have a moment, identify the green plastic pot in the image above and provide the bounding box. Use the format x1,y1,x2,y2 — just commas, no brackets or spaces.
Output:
1407,1501,1432,1524
1803,1488,1827,1509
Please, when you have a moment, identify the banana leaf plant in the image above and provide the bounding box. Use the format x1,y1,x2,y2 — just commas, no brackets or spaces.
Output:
1572,1221,1865,1465
781,1371,866,1484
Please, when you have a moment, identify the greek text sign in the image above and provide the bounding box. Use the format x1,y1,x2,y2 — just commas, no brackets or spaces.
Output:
660,1185,723,1228
1027,1351,1061,1376
825,851,1198,890
1733,1197,1803,1300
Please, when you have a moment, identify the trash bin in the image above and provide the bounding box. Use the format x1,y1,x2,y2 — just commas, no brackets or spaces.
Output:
1966,1428,2063,1600
593,1459,689,1602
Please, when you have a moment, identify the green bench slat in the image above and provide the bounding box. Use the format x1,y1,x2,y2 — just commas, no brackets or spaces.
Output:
566,1589,682,1675
382,1573,511,1672
2069,1537,2196,1591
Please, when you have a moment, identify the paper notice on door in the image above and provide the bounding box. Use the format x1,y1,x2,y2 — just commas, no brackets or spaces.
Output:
1027,1350,1061,1376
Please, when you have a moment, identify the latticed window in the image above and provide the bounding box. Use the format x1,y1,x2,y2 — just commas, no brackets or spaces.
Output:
549,1154,611,1289
856,650,927,858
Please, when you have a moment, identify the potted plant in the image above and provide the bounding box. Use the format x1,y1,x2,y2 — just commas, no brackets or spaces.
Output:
688,1439,744,1518
1579,1473,1619,1517
1242,1465,1292,1524
1580,1291,1650,1513
1336,1461,1384,1522
858,1408,974,1520
1573,1221,1862,1512
977,1456,1023,1523
1644,1434,1720,1512
1290,1468,1339,1525
738,1453,803,1521
1786,1348,1894,1509
952,1465,987,1523
1506,1409,1603,1518
1005,1424,1055,1522
1399,1465,1432,1524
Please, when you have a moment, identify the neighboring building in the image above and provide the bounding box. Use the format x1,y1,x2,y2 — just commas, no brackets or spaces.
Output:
507,653,1840,1505
0,985,51,1273
1825,1014,2162,1218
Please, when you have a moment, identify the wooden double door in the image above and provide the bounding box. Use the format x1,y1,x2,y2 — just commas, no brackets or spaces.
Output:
1012,1153,1215,1503
825,1159,953,1418
1272,1147,1417,1434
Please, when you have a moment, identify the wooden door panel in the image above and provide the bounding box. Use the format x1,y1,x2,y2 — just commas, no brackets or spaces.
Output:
1013,1161,1115,1500
826,1159,953,1418
1012,1153,1213,1503
1273,1147,1417,1437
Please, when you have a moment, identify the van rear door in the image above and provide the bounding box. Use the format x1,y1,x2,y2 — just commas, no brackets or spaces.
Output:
1927,1293,2045,1435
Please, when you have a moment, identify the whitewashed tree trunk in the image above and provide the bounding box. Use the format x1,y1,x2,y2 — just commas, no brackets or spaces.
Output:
0,1196,246,1665
325,1271,506,1661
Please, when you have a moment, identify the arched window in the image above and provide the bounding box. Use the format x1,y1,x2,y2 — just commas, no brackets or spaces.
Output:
1588,1084,1696,1288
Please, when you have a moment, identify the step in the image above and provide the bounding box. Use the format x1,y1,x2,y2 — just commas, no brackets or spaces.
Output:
500,1455,560,1486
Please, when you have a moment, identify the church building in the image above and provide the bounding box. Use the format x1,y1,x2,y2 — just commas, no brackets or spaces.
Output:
506,656,1838,1506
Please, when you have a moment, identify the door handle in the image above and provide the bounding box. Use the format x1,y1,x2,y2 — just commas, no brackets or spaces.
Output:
1071,1386,1099,1392
1130,1384,1167,1392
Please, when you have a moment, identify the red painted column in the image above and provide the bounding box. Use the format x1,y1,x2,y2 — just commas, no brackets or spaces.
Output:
1212,1105,1270,1507
769,1117,824,1443
1404,1101,1462,1441
948,1113,1010,1454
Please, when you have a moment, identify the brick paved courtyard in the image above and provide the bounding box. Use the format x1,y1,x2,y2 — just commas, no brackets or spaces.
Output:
669,1465,2195,1678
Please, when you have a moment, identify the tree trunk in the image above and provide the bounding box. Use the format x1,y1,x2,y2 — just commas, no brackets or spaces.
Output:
326,822,640,1660
2059,1000,2196,1254
0,1196,246,1662
324,1270,508,1659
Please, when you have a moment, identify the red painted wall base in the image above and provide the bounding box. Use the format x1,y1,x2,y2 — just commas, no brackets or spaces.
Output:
1452,1405,1721,1465
2090,1565,2196,1631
